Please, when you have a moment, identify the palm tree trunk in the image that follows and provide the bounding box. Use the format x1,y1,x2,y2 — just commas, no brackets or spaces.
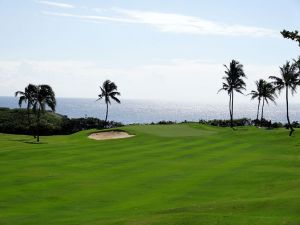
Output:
37,108,40,142
229,92,232,123
260,98,265,127
231,91,234,128
27,105,30,126
286,86,294,136
256,98,261,121
27,104,35,138
105,103,108,127
27,108,31,130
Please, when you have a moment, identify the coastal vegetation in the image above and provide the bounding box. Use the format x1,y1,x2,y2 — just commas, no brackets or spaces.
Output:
0,107,122,135
1,31,296,136
217,56,300,134
2,107,299,136
11,80,122,138
4,54,300,137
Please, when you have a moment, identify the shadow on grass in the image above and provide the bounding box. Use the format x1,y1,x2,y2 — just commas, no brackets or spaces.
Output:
12,138,48,144
23,141,48,144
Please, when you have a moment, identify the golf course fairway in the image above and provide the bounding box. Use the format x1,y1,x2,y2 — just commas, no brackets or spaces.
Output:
1,124,300,225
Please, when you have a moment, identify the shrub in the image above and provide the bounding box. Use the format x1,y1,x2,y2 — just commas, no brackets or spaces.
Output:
0,108,123,135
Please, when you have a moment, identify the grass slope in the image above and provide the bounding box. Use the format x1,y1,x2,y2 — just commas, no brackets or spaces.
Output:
1,124,300,225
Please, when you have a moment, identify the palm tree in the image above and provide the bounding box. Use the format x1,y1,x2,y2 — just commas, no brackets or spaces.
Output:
281,30,300,46
260,81,277,124
15,84,36,128
97,80,121,126
31,85,56,142
269,61,299,136
296,57,300,87
218,60,247,127
249,79,265,122
294,56,300,71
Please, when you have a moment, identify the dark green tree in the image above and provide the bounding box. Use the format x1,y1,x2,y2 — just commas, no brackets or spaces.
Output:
97,80,121,126
269,61,299,136
218,60,247,127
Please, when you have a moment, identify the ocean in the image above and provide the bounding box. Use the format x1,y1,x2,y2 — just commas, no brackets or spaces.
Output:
0,96,299,124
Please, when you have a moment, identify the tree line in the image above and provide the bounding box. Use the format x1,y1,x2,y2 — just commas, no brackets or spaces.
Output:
219,57,300,136
218,30,300,136
14,81,121,142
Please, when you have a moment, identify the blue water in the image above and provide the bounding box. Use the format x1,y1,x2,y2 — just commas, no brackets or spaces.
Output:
1,96,299,124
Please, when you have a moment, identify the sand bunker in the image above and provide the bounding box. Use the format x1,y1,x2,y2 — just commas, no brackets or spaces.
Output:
88,131,134,140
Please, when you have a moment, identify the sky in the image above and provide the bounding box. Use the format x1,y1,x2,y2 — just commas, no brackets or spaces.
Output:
0,0,299,103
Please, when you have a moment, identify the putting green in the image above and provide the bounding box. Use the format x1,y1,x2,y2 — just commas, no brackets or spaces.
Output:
0,124,300,225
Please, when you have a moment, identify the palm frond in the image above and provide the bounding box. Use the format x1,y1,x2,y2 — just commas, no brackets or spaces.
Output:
18,96,26,107
97,80,121,106
111,95,121,104
15,91,25,97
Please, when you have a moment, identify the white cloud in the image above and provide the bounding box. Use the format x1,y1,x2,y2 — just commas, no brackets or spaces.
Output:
36,0,74,8
42,7,278,38
42,11,139,23
113,8,278,37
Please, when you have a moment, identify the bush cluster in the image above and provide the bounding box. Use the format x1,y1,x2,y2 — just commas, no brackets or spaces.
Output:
0,107,123,135
146,117,299,129
200,118,300,128
199,118,252,127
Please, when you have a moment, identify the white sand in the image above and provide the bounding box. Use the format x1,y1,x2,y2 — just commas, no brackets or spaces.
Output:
88,131,134,140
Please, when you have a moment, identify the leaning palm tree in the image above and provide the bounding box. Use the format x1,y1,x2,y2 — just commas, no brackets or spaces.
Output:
260,81,277,124
218,60,247,127
15,84,36,127
249,79,265,122
31,85,56,142
97,80,121,126
269,61,299,136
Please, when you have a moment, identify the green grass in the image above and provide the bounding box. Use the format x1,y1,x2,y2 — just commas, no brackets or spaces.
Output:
1,124,300,225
